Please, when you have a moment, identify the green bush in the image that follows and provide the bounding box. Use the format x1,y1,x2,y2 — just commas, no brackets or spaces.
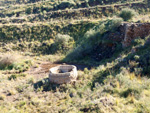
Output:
119,8,137,21
65,18,122,60
53,34,74,53
108,17,123,31
13,60,32,72
8,74,27,80
25,7,32,14
57,0,76,9
0,53,32,71
0,54,16,70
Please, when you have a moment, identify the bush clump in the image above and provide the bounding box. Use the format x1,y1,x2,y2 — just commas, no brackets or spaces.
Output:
57,0,76,9
108,17,123,31
0,53,32,71
65,18,123,60
119,8,137,21
0,54,17,70
8,73,27,80
53,34,74,54
25,7,32,14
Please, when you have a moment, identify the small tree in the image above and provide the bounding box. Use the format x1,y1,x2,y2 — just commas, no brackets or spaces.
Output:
119,8,137,21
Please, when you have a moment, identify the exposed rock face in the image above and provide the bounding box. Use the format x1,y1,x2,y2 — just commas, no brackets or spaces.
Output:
100,23,150,48
122,23,150,47
91,23,150,61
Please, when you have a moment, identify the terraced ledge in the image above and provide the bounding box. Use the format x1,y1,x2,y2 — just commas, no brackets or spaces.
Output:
0,1,146,24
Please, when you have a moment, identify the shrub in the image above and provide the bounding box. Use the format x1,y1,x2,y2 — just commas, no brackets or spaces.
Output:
53,34,74,53
108,17,123,31
8,73,27,80
0,53,32,71
65,20,109,60
121,87,141,98
65,18,122,60
0,54,17,70
8,74,17,80
119,8,137,21
83,28,100,40
13,60,32,72
28,0,40,3
0,94,6,100
84,68,89,74
57,0,76,9
25,7,32,14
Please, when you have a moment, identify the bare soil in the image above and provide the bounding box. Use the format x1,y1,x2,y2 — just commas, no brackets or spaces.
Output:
26,62,90,80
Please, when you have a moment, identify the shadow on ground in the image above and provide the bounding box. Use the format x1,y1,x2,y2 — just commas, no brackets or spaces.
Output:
34,78,61,92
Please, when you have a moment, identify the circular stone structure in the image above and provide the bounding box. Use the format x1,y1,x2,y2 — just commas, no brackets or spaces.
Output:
49,65,78,84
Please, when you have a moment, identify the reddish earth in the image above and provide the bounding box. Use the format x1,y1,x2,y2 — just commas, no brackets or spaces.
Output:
26,62,91,80
26,62,59,79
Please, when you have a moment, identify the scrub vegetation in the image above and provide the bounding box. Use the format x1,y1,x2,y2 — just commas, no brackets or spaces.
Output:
0,0,150,112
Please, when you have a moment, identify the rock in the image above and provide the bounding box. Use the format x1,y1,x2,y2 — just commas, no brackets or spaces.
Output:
122,23,150,47
91,22,150,61
107,23,150,47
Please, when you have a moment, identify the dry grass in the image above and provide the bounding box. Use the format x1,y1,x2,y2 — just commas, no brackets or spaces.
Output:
0,53,22,69
0,1,149,112
0,54,16,65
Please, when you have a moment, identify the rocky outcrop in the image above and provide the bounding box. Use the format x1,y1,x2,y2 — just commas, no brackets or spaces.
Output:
92,22,150,61
122,23,150,47
107,23,150,47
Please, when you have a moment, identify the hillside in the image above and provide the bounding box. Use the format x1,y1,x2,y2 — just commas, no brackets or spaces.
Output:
0,0,150,112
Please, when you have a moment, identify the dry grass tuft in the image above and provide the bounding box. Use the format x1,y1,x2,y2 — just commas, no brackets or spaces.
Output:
0,53,21,69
